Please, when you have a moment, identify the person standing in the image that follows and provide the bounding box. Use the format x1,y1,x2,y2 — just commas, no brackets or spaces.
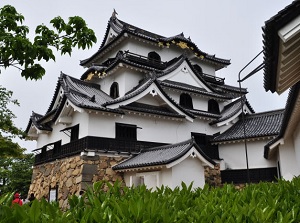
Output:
12,192,23,206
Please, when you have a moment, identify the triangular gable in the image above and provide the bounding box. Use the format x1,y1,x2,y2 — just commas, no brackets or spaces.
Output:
166,146,215,169
112,138,215,171
210,97,254,127
104,78,194,122
157,59,213,92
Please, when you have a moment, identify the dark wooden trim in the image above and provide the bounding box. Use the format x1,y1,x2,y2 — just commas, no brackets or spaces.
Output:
34,136,166,165
221,167,278,184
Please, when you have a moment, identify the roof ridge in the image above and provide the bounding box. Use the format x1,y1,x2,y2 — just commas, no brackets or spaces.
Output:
245,109,284,117
141,138,194,152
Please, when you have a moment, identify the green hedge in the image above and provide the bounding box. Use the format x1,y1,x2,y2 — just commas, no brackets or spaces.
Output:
1,178,300,222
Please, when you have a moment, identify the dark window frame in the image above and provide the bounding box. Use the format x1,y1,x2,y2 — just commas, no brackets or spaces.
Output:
221,167,278,184
110,82,119,99
60,124,79,142
180,93,193,109
148,51,161,62
208,99,220,114
191,132,219,159
115,123,137,140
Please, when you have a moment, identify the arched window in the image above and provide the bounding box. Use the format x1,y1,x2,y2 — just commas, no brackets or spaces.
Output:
110,82,119,99
148,51,161,62
208,99,220,114
193,64,203,74
180,93,193,109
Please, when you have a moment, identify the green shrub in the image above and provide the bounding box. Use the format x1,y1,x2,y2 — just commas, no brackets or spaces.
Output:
1,178,300,222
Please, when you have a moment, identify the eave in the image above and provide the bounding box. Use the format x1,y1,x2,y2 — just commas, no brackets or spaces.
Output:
213,135,277,145
263,0,300,94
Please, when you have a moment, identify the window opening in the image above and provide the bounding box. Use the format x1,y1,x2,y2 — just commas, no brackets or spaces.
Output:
148,51,161,62
110,82,119,99
180,93,193,109
60,124,79,142
115,123,137,140
208,99,220,114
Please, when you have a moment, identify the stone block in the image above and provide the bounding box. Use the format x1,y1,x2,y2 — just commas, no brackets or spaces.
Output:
82,174,94,182
75,175,82,184
99,162,108,169
66,178,73,188
82,164,98,175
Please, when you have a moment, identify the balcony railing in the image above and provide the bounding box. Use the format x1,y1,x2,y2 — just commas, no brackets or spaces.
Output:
34,136,166,165
123,51,167,70
201,73,225,85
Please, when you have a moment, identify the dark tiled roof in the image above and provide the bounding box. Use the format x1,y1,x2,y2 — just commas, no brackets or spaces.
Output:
81,51,184,81
159,80,232,100
212,109,284,143
62,75,112,105
80,16,230,68
210,97,255,125
186,109,221,119
103,77,154,106
120,102,185,119
25,73,125,134
262,0,300,93
25,112,52,133
209,82,247,99
113,138,215,170
104,76,195,120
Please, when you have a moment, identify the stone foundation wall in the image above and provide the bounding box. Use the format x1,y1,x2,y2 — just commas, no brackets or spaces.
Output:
29,154,125,208
205,163,222,187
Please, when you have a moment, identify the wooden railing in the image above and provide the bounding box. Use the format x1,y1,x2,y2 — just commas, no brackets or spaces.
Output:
34,136,166,165
221,167,278,184
123,51,167,70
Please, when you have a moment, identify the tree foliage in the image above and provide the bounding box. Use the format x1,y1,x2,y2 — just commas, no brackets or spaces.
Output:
0,5,97,80
0,86,24,157
0,153,34,196
0,4,97,157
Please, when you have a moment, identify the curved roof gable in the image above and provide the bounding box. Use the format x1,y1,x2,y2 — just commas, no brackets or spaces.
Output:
80,14,230,69
157,56,216,93
212,109,284,144
25,111,52,136
112,138,215,171
210,97,255,126
25,73,124,135
103,76,195,122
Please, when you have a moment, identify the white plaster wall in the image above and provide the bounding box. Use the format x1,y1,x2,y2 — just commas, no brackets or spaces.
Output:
279,138,300,179
82,110,219,144
36,110,91,148
87,113,120,138
219,140,277,170
123,172,141,187
98,70,124,96
165,90,209,111
189,57,216,76
136,94,162,106
37,100,230,150
159,62,210,90
160,167,172,188
118,113,219,143
172,156,205,189
99,68,145,97
293,123,300,171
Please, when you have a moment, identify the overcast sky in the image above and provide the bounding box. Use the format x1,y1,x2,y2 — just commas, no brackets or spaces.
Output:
0,0,293,152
